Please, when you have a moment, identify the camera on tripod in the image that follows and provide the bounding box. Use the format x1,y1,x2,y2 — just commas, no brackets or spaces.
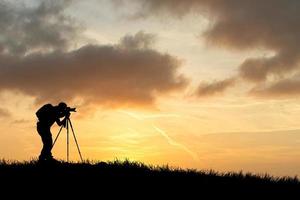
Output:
66,107,76,113
52,106,83,162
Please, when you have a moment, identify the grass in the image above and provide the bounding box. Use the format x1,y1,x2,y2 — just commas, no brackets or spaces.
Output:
0,159,299,196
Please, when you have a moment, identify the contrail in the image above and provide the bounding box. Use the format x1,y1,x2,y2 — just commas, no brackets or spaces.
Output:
119,111,142,120
152,125,199,161
119,110,181,121
119,110,199,161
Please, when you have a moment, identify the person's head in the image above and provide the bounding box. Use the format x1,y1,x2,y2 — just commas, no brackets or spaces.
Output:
57,102,67,117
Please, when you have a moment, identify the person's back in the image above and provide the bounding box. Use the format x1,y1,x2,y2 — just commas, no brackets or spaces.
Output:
36,102,69,162
36,104,56,127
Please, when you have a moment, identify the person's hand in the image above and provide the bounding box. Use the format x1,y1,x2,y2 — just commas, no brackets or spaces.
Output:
65,112,71,119
62,118,67,127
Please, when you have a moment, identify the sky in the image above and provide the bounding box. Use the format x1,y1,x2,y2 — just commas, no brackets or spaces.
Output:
1,0,300,177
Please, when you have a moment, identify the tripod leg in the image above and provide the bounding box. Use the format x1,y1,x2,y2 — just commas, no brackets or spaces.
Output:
67,119,69,162
68,119,83,162
52,125,64,149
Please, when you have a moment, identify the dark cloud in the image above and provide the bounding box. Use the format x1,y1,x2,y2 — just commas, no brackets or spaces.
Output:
250,78,300,98
119,31,156,50
0,31,187,107
0,0,79,55
196,78,236,97
0,1,187,108
132,0,300,97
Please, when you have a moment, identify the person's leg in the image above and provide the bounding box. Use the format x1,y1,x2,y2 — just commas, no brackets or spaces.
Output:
39,133,53,160
37,124,53,161
43,132,53,159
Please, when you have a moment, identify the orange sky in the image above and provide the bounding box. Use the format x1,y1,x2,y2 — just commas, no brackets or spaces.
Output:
1,0,300,177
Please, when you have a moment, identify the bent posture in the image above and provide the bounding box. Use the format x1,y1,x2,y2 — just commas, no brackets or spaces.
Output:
36,102,70,162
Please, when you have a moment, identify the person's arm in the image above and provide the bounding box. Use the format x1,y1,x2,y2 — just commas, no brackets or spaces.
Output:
56,118,66,127
56,112,70,127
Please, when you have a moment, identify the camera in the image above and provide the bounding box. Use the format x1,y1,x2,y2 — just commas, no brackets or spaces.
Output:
66,107,76,113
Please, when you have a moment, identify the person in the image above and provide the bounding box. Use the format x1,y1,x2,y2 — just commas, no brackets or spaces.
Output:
36,102,70,162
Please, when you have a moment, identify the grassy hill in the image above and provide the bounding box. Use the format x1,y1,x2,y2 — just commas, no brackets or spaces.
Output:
0,159,299,197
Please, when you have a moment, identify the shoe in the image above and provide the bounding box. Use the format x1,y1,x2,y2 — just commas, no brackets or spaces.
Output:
48,158,60,164
38,156,60,165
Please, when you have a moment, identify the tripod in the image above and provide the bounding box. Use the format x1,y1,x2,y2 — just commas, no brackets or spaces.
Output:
52,117,83,162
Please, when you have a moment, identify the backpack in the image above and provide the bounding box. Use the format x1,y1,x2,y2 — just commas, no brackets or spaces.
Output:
36,104,54,121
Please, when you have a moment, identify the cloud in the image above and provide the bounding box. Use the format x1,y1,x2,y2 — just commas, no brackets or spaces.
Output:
250,78,300,98
0,1,188,109
0,108,10,118
11,119,32,124
119,31,156,50
132,0,300,97
196,78,236,97
0,31,188,107
0,0,79,55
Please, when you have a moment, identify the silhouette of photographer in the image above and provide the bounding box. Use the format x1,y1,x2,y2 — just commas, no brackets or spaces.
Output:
36,102,70,162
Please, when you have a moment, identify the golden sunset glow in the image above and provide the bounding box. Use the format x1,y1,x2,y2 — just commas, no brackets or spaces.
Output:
1,0,300,177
